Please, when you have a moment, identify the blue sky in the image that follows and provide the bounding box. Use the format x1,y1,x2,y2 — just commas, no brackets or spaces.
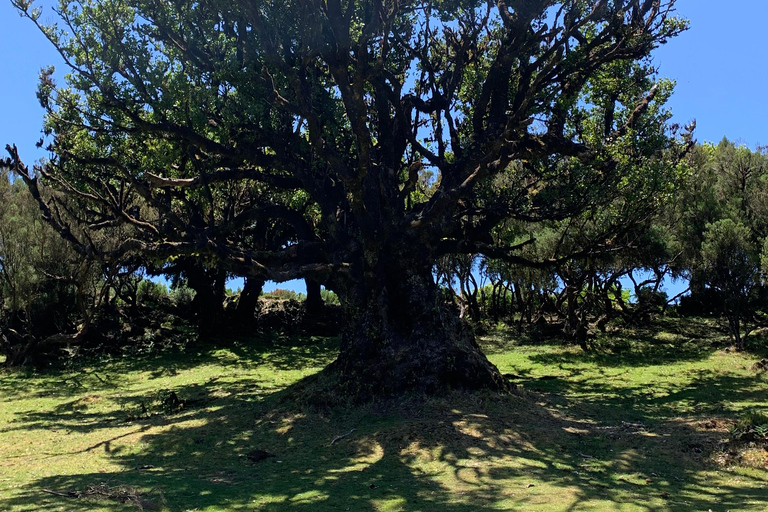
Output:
3,1,767,161
1,0,765,294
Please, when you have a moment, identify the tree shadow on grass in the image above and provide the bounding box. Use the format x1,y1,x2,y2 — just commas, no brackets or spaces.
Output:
111,332,340,376
4,366,768,512
524,372,768,425
484,315,741,366
0,334,340,406
524,333,718,368
220,333,340,372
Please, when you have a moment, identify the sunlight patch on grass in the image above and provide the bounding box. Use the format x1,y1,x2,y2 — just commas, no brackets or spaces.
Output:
1,324,767,511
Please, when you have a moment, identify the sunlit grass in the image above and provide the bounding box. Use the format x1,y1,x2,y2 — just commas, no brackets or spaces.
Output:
0,321,766,511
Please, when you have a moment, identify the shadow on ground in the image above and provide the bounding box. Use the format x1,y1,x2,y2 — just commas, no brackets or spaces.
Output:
0,333,339,403
3,332,768,512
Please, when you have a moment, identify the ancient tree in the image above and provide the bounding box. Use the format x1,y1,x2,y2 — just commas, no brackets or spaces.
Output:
6,0,688,395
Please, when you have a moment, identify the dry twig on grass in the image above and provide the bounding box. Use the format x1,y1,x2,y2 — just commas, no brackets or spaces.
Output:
43,483,165,510
330,428,356,445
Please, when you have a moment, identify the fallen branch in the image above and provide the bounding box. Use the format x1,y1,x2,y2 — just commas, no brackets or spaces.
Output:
91,372,108,384
330,428,355,445
41,483,165,510
43,489,79,498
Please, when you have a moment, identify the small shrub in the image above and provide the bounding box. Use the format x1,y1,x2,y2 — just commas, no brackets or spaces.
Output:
736,410,768,432
137,279,168,304
262,288,306,301
729,410,768,442
169,284,196,308
320,288,340,306
635,287,668,312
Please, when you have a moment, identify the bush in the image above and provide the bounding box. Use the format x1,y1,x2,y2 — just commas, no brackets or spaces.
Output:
262,288,306,301
635,287,668,313
169,284,196,308
729,410,768,442
320,288,340,306
137,280,168,304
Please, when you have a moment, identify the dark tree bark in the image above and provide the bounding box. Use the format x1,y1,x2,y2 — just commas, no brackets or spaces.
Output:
235,277,264,326
186,264,227,336
564,281,588,350
330,245,507,397
304,278,324,317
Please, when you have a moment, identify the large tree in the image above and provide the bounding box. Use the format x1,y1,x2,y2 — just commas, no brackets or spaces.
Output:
670,140,768,345
6,0,688,396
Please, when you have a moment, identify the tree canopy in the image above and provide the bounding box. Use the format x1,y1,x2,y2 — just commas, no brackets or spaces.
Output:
5,0,690,395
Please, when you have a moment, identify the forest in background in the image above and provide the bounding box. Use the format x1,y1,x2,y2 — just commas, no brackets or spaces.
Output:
0,0,765,395
3,137,768,367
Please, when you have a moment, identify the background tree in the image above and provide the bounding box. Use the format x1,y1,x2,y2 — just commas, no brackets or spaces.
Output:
0,162,102,365
698,219,760,349
670,140,768,335
8,0,688,395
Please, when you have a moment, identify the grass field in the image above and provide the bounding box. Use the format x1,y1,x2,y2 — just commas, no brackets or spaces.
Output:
1,318,767,511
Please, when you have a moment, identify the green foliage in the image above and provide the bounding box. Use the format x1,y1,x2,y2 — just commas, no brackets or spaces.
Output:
634,287,668,312
467,52,691,333
261,288,306,302
674,140,768,288
136,279,168,305
9,0,689,301
169,284,196,308
0,168,86,340
697,219,760,345
729,410,768,442
700,219,759,296
320,288,340,306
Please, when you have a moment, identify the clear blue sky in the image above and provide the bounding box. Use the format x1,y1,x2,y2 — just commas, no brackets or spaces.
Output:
3,1,767,161
1,1,765,294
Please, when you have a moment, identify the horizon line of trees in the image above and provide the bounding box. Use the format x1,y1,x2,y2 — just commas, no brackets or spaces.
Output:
439,138,768,348
4,0,766,398
3,137,767,367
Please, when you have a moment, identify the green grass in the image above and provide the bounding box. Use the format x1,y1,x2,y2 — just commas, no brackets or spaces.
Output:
1,320,767,511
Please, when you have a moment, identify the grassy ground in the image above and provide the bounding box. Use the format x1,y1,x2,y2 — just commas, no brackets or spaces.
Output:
1,319,767,511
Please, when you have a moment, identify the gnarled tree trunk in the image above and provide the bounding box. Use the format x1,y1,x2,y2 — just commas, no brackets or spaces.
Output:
330,247,507,398
186,264,227,336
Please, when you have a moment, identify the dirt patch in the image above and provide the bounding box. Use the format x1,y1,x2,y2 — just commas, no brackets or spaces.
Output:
713,441,768,469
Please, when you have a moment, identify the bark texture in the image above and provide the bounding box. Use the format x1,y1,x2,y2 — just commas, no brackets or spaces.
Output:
186,265,227,336
234,277,264,325
331,250,507,398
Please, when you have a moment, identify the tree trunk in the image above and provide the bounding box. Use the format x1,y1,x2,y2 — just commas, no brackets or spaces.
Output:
305,278,324,316
235,277,264,325
329,252,507,399
187,265,227,336
513,283,523,328
729,312,744,350
564,282,588,350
